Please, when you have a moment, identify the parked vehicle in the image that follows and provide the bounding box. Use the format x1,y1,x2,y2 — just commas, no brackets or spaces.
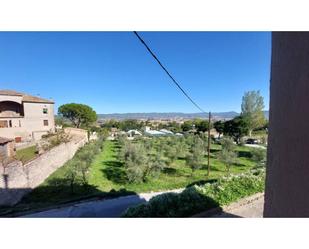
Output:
246,138,260,144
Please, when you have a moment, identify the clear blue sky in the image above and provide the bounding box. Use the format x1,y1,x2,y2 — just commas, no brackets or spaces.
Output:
0,32,271,114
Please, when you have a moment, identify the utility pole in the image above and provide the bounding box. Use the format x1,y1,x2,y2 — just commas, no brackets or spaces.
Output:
207,112,211,177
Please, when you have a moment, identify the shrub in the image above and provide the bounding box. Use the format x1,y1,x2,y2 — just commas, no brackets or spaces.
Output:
122,169,265,217
251,148,266,168
122,189,219,218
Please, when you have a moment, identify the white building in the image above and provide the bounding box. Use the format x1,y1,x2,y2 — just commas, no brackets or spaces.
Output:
0,90,55,142
127,130,142,137
159,129,174,135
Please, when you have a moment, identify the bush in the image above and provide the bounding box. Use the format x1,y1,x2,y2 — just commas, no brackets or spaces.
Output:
122,189,218,218
251,148,267,168
122,169,265,217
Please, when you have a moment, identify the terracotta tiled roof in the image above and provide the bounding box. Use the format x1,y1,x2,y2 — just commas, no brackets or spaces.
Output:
0,89,54,104
0,137,13,145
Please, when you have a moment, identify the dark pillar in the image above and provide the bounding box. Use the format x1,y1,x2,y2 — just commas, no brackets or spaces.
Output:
264,32,309,217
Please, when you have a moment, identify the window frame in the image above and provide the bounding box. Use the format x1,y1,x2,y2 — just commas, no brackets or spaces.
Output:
0,120,8,128
43,120,49,126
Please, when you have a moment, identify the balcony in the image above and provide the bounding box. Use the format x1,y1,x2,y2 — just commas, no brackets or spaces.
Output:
0,101,24,118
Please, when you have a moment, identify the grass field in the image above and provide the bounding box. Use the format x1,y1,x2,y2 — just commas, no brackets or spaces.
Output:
15,146,37,164
8,139,258,213
88,141,256,193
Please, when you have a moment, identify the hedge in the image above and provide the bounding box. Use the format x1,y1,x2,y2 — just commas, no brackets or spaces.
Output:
121,169,265,217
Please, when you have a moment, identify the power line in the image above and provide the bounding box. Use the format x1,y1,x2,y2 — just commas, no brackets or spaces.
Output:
134,31,213,177
133,31,207,114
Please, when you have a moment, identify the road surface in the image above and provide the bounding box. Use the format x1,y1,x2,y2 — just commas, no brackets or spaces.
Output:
23,189,183,218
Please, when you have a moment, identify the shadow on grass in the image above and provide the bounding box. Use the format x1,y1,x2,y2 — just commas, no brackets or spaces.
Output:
101,160,127,184
210,148,221,153
201,165,222,172
186,179,217,188
238,151,252,158
162,167,177,175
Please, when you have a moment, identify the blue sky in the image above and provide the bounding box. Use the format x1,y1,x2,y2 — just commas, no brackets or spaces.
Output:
0,32,271,114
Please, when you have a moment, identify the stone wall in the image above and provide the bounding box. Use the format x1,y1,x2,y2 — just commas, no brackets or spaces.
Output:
0,132,88,206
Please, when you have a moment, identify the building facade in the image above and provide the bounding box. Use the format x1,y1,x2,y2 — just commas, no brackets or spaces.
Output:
0,90,55,142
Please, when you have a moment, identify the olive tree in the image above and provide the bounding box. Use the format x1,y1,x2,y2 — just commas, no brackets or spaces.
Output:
186,138,205,175
120,142,165,183
218,137,237,174
251,148,267,168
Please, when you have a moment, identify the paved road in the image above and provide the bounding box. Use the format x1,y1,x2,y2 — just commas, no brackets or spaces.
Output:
23,189,183,218
244,144,267,149
23,190,264,218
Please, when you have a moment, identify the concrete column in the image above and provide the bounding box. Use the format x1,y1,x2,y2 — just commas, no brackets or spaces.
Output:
264,32,309,217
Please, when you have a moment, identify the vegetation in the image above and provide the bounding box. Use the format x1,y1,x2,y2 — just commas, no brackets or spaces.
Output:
101,119,143,131
251,148,267,168
38,130,71,152
218,137,237,174
241,90,266,136
15,146,38,164
58,103,97,128
186,136,205,175
223,116,249,143
14,133,260,211
122,168,265,217
214,120,224,138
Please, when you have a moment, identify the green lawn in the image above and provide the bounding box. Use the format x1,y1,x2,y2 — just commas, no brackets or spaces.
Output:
6,140,257,214
15,146,37,163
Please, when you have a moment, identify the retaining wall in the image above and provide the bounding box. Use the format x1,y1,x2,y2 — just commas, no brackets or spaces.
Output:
0,133,88,206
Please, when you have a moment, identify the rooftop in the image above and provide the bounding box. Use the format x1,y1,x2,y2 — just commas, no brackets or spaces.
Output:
0,89,54,104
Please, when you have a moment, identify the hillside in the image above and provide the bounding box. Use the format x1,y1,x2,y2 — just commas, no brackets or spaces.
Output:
98,111,269,120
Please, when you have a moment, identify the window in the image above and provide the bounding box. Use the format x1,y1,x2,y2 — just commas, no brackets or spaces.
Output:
9,120,12,127
43,108,48,114
0,120,8,128
19,120,21,127
43,120,49,126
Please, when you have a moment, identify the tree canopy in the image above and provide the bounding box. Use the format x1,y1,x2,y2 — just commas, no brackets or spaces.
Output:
214,120,225,138
58,103,97,128
195,119,210,133
241,90,266,136
223,116,249,143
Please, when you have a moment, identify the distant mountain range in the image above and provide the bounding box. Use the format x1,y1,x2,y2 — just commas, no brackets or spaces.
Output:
98,111,269,120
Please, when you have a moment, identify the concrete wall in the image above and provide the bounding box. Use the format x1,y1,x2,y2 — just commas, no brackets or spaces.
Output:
264,32,309,217
0,141,15,160
0,133,88,206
